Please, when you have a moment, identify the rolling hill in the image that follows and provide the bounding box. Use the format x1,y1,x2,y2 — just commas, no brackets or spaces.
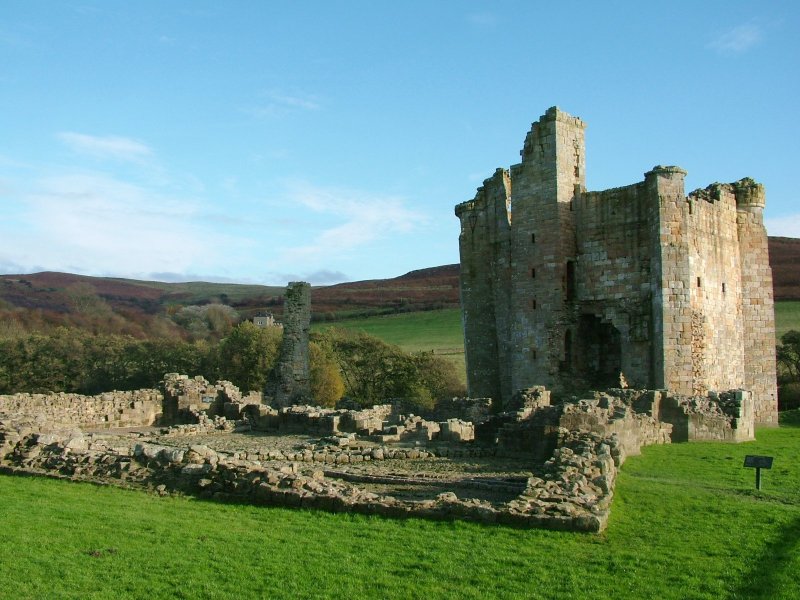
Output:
0,236,797,335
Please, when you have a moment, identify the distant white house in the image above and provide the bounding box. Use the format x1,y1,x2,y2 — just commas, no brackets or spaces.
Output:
253,312,282,329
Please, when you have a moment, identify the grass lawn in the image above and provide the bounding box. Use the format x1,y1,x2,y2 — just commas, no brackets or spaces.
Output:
1,415,798,599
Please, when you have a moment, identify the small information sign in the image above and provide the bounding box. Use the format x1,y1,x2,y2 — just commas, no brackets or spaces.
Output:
743,455,774,490
744,455,773,469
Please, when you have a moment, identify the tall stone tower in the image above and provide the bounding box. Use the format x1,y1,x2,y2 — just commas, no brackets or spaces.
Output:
456,107,778,425
266,281,312,407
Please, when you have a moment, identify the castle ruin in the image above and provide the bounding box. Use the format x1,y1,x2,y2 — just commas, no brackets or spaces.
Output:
455,107,778,425
265,281,312,407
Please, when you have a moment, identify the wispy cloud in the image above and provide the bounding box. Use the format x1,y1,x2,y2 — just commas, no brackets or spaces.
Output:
275,181,427,265
242,90,322,119
58,132,153,163
765,214,800,238
708,23,762,55
3,172,235,277
262,269,349,286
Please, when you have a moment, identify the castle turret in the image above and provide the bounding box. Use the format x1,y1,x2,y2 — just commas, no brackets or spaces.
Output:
735,178,778,425
645,166,692,394
456,168,511,401
507,107,586,397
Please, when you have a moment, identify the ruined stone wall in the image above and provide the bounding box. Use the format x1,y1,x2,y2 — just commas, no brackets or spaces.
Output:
684,183,746,396
735,180,779,425
507,108,585,396
456,169,511,402
266,282,311,407
574,182,656,388
456,107,778,422
0,389,162,431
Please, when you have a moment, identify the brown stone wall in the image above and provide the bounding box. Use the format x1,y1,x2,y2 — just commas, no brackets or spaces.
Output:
507,108,585,397
684,184,746,396
267,282,312,407
735,180,779,424
456,107,778,422
574,182,655,388
0,389,162,430
456,169,511,402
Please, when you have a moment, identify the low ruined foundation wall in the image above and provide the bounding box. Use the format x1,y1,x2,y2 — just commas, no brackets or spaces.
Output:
558,398,673,461
1,428,611,532
0,379,760,534
0,390,163,432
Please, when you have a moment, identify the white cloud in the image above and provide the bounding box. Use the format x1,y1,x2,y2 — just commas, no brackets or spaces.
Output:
765,214,800,238
242,90,322,119
262,269,349,286
275,181,427,264
4,172,233,277
708,23,762,55
57,132,153,163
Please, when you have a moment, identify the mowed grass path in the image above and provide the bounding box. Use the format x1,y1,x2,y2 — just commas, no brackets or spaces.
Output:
1,418,798,600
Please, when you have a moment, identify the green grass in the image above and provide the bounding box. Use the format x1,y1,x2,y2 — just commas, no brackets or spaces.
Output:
315,308,466,379
2,417,799,599
775,300,800,340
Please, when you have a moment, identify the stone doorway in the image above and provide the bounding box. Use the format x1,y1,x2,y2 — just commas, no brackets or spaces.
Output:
577,314,622,388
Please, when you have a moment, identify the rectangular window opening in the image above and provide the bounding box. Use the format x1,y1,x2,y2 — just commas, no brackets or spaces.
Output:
697,277,702,288
531,233,536,244
531,268,536,279
722,282,726,294
532,299,537,310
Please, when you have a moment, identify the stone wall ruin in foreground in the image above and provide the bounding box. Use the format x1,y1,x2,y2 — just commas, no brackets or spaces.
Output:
0,376,755,533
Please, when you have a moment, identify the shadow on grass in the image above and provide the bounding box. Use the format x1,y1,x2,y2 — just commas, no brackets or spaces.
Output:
734,513,800,599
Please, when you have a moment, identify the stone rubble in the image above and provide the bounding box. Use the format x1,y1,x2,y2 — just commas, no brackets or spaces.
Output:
0,375,758,533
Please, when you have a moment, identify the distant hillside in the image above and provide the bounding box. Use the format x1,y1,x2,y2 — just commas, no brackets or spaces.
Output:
311,265,460,318
0,264,461,336
0,235,796,337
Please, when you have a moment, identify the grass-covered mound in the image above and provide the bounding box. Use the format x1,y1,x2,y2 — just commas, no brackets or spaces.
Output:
1,422,798,599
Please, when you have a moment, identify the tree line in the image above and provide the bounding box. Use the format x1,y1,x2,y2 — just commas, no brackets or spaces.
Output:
777,330,800,411
0,323,464,411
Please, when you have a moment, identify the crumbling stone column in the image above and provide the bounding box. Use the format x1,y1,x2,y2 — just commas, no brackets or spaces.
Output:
266,282,312,407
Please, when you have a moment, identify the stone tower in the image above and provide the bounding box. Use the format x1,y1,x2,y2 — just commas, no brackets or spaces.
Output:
455,107,778,424
266,281,311,407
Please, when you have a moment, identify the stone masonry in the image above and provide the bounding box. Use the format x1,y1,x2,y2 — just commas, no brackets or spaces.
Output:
455,107,778,425
265,282,312,407
0,375,755,533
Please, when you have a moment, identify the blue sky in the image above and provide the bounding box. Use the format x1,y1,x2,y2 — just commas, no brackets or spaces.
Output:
1,1,798,285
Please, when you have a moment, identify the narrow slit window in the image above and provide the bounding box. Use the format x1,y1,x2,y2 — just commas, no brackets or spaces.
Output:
532,299,537,310
532,349,537,360
697,277,702,288
531,233,536,244
722,282,726,294
531,268,536,279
